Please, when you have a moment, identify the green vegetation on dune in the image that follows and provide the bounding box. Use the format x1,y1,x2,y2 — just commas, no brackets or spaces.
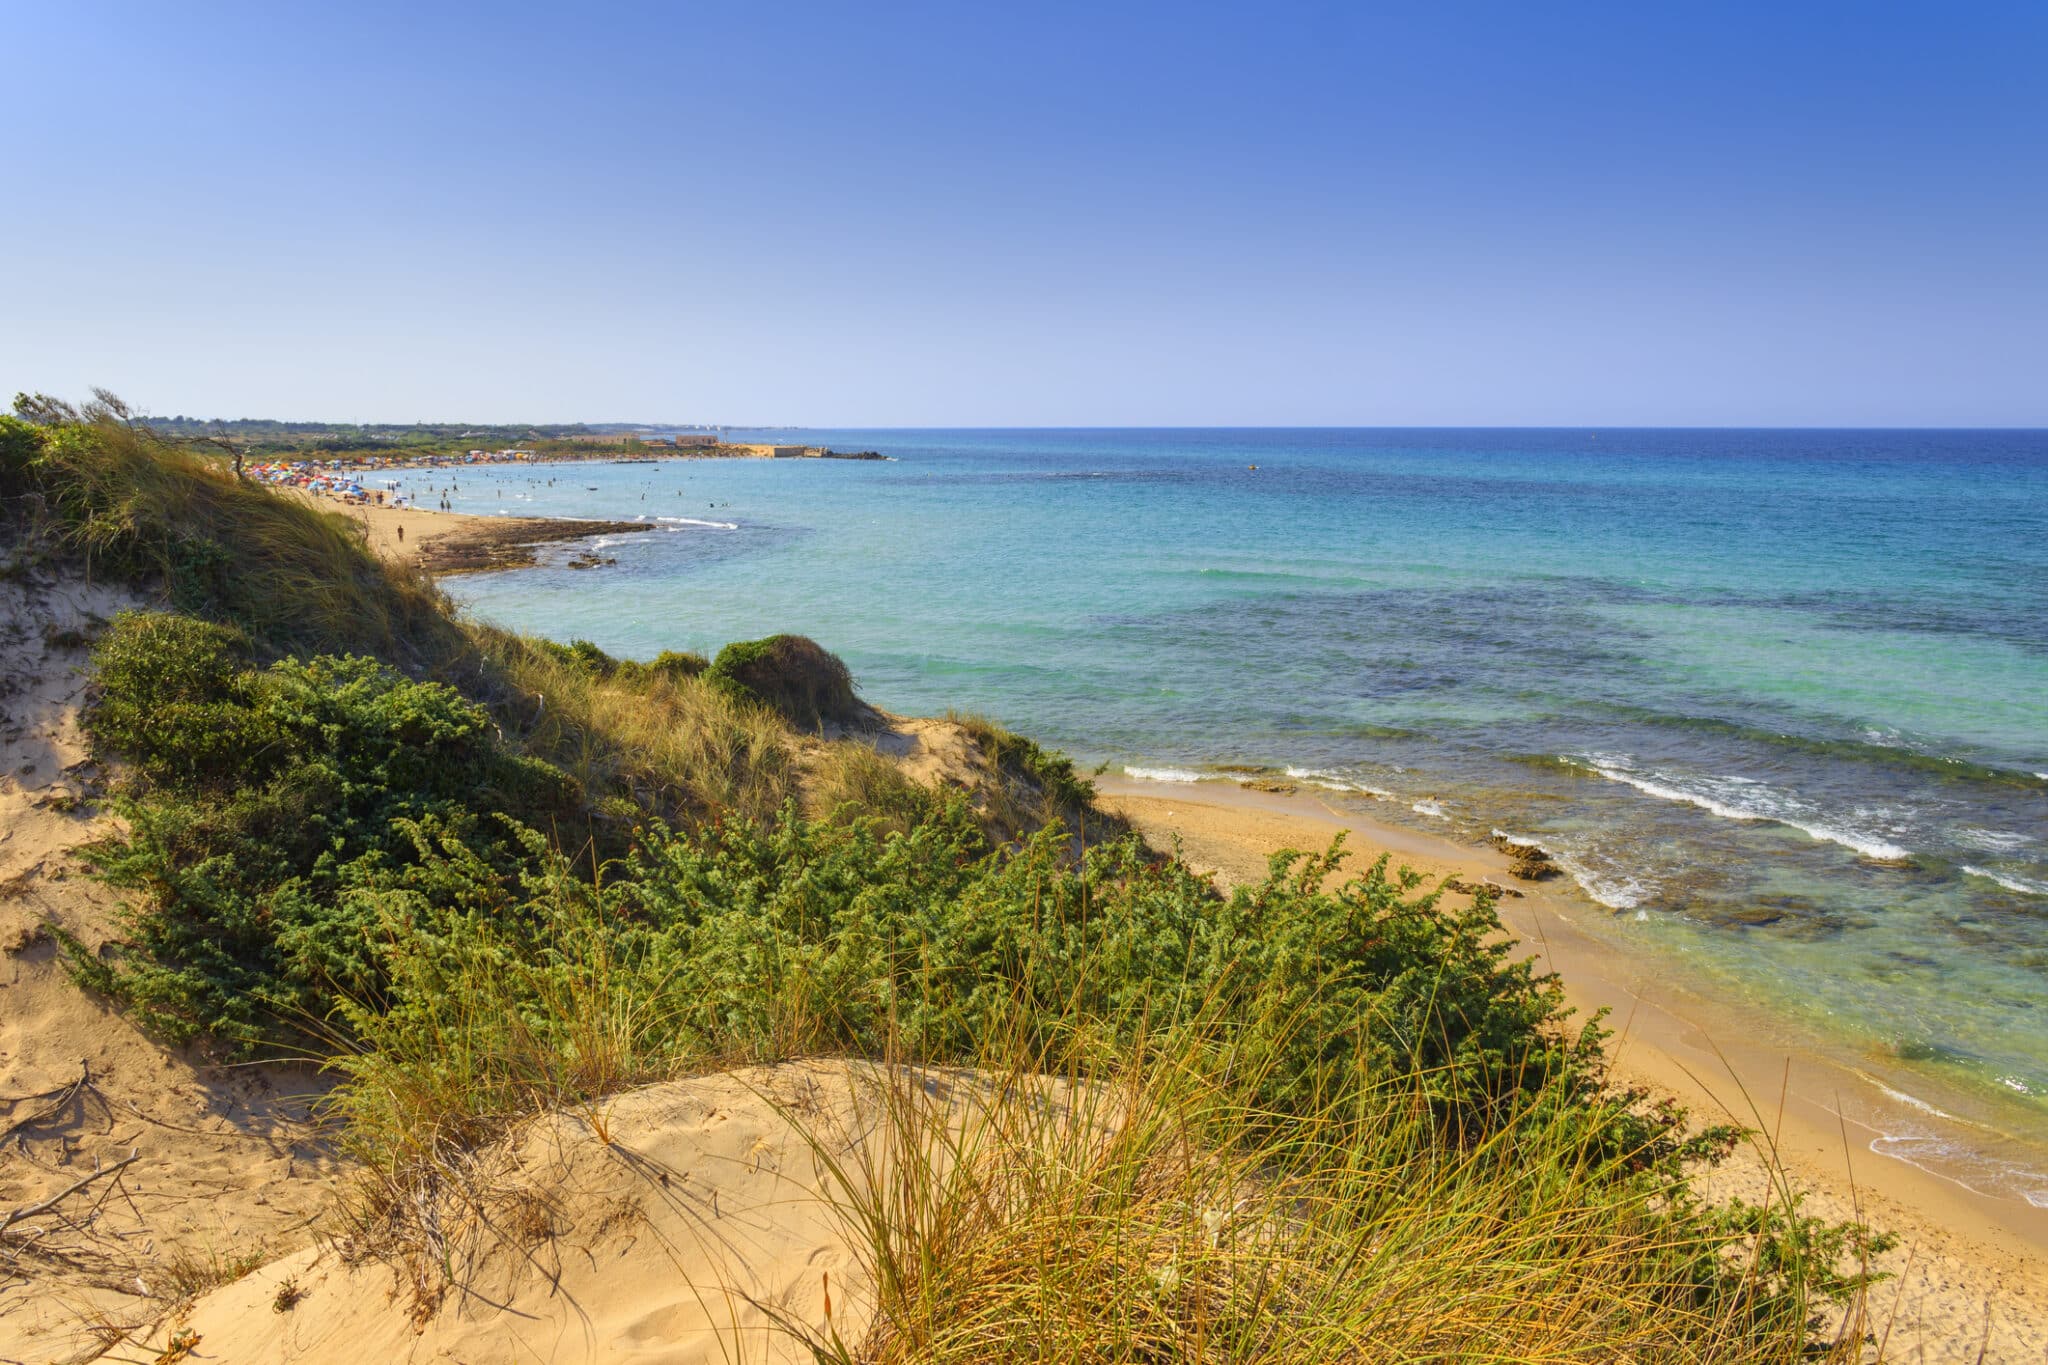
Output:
71,612,581,1048
706,632,862,730
3,397,457,665
948,709,1100,814
3,396,1891,1359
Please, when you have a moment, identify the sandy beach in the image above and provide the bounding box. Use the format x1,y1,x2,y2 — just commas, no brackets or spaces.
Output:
1098,774,2048,1362
287,491,649,574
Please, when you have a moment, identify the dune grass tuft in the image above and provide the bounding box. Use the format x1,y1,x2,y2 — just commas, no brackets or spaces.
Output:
465,624,799,827
785,1022,1885,1364
2,403,461,667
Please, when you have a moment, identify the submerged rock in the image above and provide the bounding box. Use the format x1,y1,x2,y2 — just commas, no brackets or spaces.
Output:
1445,877,1524,899
1490,833,1561,881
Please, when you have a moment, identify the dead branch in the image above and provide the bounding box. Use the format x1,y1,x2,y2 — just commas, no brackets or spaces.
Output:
2,1148,140,1234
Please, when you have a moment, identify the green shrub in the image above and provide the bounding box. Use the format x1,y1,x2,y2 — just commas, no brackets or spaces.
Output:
567,639,615,675
631,648,709,681
0,414,37,488
86,613,278,788
705,633,859,730
73,612,581,1050
337,802,1642,1157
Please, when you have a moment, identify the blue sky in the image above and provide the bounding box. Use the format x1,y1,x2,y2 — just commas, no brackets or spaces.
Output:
5,1,2043,425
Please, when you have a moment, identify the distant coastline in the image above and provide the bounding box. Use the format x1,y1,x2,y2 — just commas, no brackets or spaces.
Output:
257,438,889,576
248,442,886,509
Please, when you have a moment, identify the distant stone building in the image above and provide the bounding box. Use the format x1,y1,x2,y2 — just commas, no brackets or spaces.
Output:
726,443,813,458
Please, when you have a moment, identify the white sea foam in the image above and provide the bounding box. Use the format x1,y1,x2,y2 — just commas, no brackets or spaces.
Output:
1870,1081,1959,1121
1869,1135,2048,1208
1124,766,1206,784
1962,865,2048,896
1567,864,1653,911
1958,827,2034,853
1493,828,1653,910
1283,767,1392,798
1411,800,1449,820
1572,755,1913,862
657,516,739,530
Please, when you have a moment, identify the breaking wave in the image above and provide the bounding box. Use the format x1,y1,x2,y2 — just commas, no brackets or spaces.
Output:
1491,828,1654,911
1283,766,1393,798
1569,755,1914,863
1963,866,2048,897
1123,766,1207,784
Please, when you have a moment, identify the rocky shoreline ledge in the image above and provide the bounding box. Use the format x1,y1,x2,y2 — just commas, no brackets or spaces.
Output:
412,517,652,574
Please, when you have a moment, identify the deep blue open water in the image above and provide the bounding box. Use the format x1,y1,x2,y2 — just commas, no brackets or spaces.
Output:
399,429,2046,1199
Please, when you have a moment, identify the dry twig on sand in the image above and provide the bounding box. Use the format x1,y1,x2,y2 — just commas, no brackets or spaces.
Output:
1,1148,142,1235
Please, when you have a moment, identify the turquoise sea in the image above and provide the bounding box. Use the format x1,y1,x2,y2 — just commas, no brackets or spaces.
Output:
398,429,2047,1201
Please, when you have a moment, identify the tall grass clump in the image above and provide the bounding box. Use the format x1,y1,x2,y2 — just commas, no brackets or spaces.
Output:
465,624,798,825
806,738,946,834
783,1020,1887,1363
2,394,460,667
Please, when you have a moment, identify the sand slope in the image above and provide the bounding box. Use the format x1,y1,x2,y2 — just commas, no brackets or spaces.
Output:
0,578,338,1362
117,1061,983,1365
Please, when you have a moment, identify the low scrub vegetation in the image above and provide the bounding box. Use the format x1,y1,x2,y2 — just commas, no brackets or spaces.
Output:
72,611,580,1049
